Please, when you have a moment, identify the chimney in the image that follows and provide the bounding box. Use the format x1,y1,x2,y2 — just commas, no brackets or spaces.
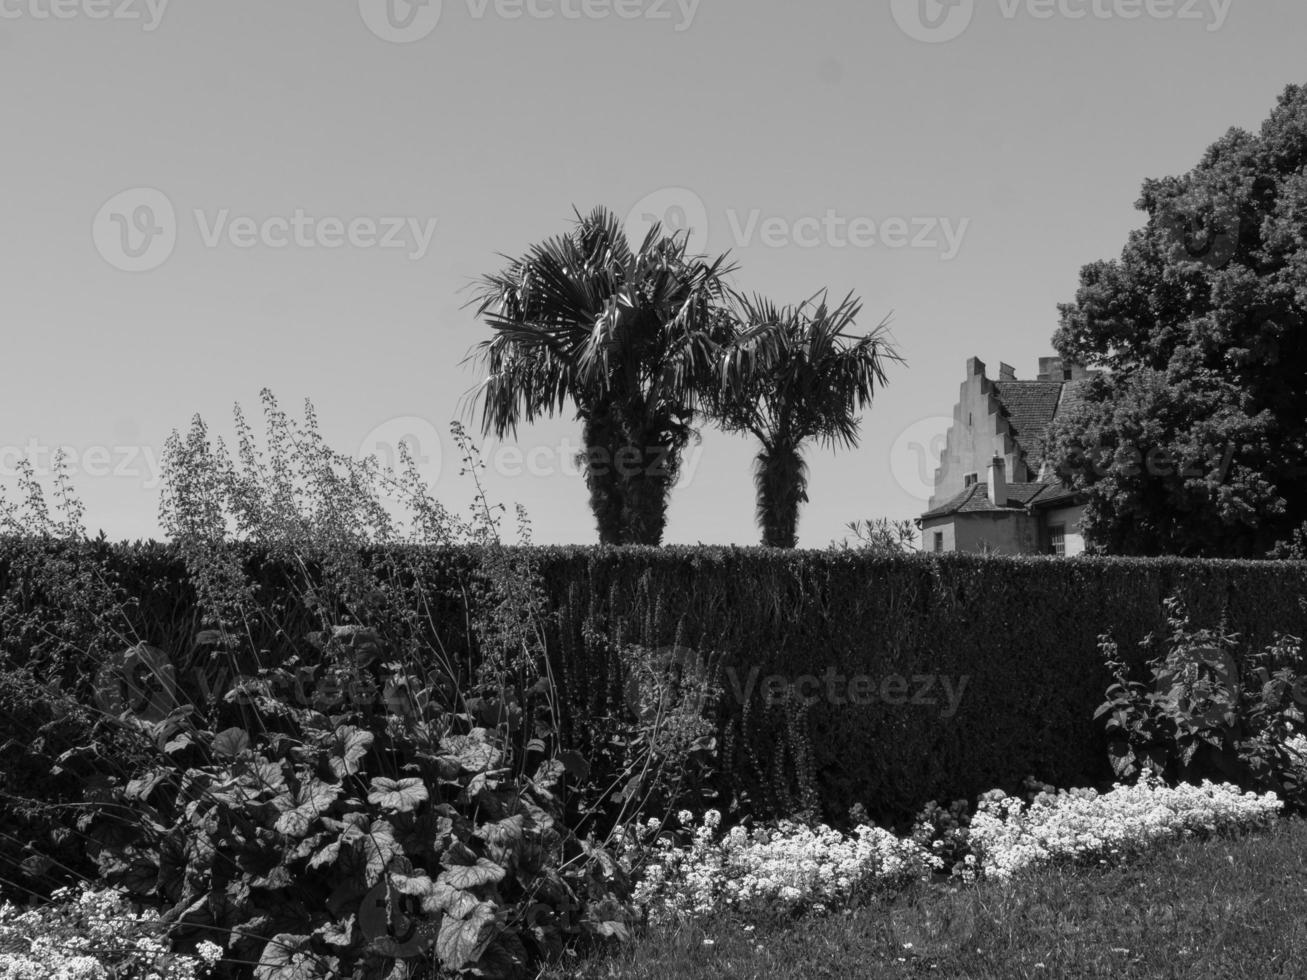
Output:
1039,355,1092,382
966,357,987,379
987,456,1007,507
998,362,1017,381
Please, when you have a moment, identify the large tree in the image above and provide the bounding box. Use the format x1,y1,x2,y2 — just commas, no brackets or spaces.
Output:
708,291,899,548
468,207,735,545
1048,83,1307,557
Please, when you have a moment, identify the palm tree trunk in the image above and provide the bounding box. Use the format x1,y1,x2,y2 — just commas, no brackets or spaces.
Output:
619,427,682,546
581,407,625,545
755,441,808,548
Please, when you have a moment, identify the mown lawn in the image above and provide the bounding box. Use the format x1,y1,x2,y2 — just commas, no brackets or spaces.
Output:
545,819,1307,979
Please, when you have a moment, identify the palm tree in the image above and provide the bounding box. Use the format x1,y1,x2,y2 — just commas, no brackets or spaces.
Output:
466,207,735,545
709,291,901,548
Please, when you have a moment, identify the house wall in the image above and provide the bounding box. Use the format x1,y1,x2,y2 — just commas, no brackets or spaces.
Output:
920,513,1040,555
953,513,1040,555
929,358,1029,509
1042,504,1087,557
920,519,956,553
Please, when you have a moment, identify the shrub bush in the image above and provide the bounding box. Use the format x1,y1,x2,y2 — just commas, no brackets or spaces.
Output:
5,548,1307,838
1095,597,1307,810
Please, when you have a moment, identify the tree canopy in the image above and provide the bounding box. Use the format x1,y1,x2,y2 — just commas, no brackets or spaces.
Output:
1048,83,1307,557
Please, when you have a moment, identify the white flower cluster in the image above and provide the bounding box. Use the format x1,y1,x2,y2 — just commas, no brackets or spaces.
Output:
616,809,939,922
967,775,1283,880
0,884,222,980
1285,734,1307,768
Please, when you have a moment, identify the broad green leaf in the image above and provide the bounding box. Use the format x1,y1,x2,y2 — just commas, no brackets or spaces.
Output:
273,780,342,837
475,814,527,850
533,760,565,789
368,777,429,813
361,820,403,887
434,901,497,970
588,920,631,941
240,758,288,795
439,732,501,773
163,732,195,754
389,870,438,898
307,839,341,870
329,726,374,779
422,880,482,919
253,934,324,980
212,727,252,759
438,858,506,890
315,914,355,947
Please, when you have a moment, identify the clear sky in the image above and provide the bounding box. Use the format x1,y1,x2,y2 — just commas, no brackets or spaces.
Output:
2,0,1304,546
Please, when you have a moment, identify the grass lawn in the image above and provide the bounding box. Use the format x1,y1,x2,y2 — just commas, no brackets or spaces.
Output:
546,819,1307,979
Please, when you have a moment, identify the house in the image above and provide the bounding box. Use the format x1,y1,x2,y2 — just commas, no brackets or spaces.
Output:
918,355,1098,556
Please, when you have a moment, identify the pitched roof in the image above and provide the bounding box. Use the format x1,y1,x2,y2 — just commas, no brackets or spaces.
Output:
921,481,1056,520
991,381,1065,472
1027,483,1083,509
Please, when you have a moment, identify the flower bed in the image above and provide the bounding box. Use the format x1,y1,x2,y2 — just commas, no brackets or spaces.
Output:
967,776,1282,879
619,778,1284,922
617,809,938,922
0,885,222,980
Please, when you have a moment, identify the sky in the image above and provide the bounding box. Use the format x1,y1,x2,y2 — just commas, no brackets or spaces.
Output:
1,0,1304,547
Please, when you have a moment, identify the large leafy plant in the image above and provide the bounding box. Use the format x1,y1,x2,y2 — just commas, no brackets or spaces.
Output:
1095,596,1307,809
80,623,630,980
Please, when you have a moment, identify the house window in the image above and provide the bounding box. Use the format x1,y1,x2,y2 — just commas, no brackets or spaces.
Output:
964,472,979,487
933,532,944,554
1049,525,1066,557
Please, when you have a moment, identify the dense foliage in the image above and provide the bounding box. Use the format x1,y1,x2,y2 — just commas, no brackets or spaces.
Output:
468,208,901,550
468,206,735,546
6,538,1307,838
0,397,713,979
1095,598,1307,810
704,292,900,548
1048,83,1307,556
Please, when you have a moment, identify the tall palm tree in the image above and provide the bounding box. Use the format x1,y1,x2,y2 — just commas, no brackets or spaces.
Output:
710,291,901,548
466,207,735,545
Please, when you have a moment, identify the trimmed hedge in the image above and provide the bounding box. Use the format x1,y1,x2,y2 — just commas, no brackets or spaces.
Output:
3,541,1307,830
